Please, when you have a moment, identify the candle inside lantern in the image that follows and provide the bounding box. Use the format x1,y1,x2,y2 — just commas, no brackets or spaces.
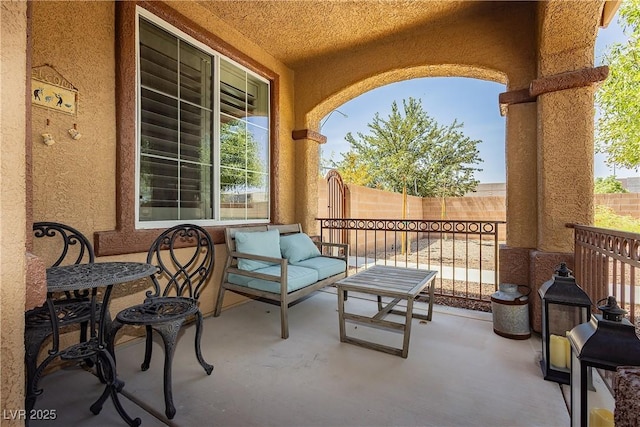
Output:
565,331,572,367
549,334,568,369
589,408,613,427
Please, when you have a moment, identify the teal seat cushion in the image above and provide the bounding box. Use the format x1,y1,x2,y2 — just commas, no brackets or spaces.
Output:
246,265,319,294
279,233,321,263
226,273,253,287
235,229,281,271
293,256,346,280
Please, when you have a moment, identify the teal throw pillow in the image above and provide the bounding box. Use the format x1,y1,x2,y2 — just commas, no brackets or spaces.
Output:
280,233,321,264
235,229,282,271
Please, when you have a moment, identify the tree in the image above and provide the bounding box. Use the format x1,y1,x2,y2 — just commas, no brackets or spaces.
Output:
594,175,628,193
220,119,265,191
332,97,483,198
332,152,371,186
595,0,640,170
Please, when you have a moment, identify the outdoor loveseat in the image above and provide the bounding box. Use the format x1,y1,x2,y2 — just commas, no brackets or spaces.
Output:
214,224,349,338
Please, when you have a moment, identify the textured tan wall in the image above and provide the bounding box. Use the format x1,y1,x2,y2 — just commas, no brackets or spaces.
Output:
296,1,536,128
505,103,537,248
31,1,297,234
535,1,601,253
537,87,595,252
537,0,601,76
29,1,297,315
29,1,297,355
31,1,117,235
1,0,28,419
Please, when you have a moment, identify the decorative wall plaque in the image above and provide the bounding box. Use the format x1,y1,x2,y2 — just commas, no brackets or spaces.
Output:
31,65,78,116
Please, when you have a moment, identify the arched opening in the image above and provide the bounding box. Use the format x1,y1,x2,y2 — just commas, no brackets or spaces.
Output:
319,77,507,189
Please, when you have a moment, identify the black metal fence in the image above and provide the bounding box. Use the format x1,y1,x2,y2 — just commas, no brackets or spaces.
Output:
318,218,505,303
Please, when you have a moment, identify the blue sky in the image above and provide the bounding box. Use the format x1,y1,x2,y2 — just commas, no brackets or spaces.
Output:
320,12,635,184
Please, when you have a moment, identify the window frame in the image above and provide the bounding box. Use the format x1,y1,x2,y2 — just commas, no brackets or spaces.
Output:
135,8,271,229
94,0,279,256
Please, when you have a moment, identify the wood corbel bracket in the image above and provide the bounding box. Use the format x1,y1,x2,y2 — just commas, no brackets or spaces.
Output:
292,129,327,144
498,65,609,116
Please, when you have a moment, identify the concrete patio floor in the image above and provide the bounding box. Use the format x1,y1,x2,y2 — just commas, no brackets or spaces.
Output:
32,288,569,427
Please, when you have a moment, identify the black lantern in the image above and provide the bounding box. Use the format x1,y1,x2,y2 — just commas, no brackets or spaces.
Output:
568,297,640,427
538,263,592,384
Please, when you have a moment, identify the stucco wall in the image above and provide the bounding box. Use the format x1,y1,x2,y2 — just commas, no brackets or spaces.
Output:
1,0,28,420
31,2,117,235
29,1,296,348
317,178,640,238
296,1,536,129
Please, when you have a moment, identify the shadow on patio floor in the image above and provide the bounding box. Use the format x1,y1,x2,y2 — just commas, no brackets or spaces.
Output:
32,288,568,427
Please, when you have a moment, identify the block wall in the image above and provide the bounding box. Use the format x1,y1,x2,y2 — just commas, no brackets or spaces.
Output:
317,178,640,231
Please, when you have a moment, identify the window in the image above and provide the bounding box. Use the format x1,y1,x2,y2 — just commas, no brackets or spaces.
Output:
136,11,270,228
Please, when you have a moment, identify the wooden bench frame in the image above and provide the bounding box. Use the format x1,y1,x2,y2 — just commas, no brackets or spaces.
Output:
214,224,349,338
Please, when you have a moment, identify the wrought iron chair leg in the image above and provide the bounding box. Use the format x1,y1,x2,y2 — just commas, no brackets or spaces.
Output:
194,311,214,374
90,349,141,427
24,327,51,415
26,351,59,424
154,320,184,420
141,324,154,371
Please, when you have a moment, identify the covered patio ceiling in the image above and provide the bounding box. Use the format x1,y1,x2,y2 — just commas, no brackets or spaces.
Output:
199,1,491,67
196,0,619,69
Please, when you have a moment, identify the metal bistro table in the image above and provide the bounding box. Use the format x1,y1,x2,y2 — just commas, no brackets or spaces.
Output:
38,262,156,426
336,265,437,358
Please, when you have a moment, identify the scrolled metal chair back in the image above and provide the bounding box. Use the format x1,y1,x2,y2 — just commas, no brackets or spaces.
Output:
33,221,95,267
146,224,214,301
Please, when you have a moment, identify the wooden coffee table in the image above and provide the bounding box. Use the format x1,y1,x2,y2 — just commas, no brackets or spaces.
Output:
336,265,437,358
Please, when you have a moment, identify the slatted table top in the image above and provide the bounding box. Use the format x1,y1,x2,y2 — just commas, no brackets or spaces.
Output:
336,265,437,298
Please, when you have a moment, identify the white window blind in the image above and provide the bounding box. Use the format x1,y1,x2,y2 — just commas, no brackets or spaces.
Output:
137,14,270,226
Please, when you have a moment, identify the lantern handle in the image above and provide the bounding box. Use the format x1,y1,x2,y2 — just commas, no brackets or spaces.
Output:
596,296,627,321
555,262,572,277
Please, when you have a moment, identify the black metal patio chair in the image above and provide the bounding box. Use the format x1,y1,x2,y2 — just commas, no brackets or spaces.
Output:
108,224,214,420
25,221,108,415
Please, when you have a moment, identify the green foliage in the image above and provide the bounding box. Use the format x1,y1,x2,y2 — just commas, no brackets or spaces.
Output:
594,205,640,233
595,0,640,170
594,175,628,193
333,152,372,186
220,120,264,189
332,97,483,197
